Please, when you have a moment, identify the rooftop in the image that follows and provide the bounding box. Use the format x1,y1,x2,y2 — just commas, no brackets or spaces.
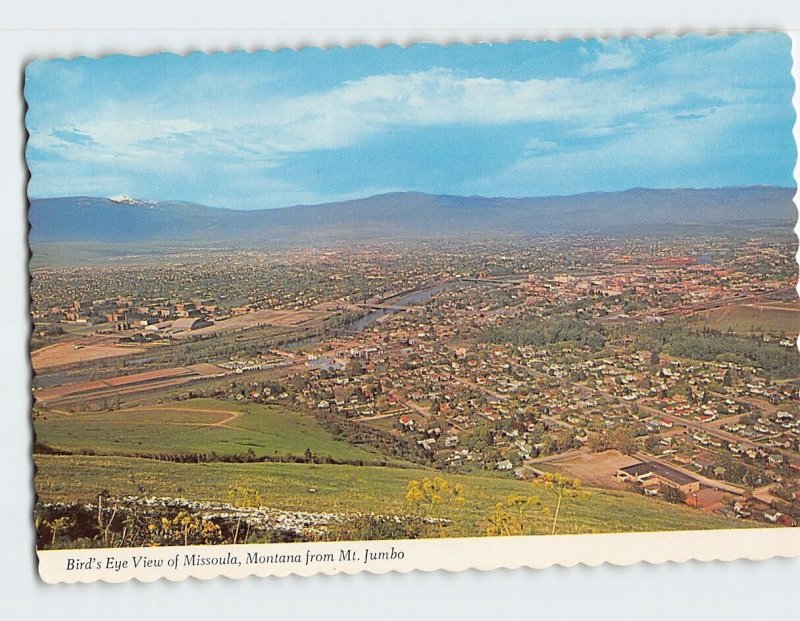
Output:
620,461,699,486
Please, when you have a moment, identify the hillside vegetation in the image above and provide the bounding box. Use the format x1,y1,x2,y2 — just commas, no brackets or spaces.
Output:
34,399,388,465
35,454,747,537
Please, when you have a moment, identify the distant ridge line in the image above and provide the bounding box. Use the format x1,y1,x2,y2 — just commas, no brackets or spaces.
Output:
28,185,796,246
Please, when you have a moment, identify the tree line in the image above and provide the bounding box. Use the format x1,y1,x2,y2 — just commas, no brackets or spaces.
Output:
479,315,607,350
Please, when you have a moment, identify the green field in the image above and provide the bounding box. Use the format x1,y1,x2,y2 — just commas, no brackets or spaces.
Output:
34,398,383,463
691,303,800,336
35,454,748,537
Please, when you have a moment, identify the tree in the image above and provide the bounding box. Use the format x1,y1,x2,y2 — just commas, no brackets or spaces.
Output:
345,359,365,377
662,485,686,504
586,432,608,453
644,436,661,453
607,427,636,453
723,367,739,387
650,349,661,368
533,473,590,535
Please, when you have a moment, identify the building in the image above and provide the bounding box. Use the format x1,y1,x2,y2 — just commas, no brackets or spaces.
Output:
171,317,213,331
398,415,415,430
618,461,701,494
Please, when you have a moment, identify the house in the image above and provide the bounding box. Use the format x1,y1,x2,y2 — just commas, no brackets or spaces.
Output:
514,465,538,480
398,415,415,430
495,459,514,471
645,421,661,433
733,501,751,518
417,438,436,452
692,453,716,471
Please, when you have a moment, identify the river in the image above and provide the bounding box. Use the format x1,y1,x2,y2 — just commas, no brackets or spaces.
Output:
348,280,455,331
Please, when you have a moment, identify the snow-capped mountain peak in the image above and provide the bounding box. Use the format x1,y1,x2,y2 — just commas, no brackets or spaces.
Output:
107,194,156,207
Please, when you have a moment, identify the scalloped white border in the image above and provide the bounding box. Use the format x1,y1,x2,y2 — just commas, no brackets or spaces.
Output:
32,32,800,584
37,527,800,584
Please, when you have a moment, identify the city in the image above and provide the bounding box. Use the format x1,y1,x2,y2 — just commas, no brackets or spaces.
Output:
31,233,800,544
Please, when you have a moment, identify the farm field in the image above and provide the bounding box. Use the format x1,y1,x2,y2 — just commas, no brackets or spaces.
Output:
34,454,749,537
170,308,329,340
31,338,145,371
33,366,229,406
34,398,384,464
690,302,800,336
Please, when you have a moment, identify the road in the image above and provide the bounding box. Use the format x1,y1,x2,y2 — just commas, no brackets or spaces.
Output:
355,411,402,422
637,400,800,463
389,392,432,419
752,483,783,505
647,287,797,318
474,356,798,470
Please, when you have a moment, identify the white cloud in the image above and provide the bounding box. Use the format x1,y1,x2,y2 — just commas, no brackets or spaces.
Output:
83,118,204,147
523,137,559,154
583,39,641,73
589,48,636,72
28,39,787,201
34,67,675,167
489,104,754,195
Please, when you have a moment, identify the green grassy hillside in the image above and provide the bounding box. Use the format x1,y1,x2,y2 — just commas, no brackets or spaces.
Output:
34,398,382,463
35,454,749,537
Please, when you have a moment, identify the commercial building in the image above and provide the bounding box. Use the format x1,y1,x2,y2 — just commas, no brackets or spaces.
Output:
618,461,701,495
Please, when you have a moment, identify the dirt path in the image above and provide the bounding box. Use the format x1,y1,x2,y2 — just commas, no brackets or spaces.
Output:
357,411,399,422
527,448,587,464
114,405,243,429
706,413,745,430
743,303,800,313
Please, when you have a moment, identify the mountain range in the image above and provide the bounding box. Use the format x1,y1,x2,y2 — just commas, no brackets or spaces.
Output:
28,186,797,246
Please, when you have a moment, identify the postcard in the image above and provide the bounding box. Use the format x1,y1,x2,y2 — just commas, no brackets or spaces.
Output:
26,33,800,584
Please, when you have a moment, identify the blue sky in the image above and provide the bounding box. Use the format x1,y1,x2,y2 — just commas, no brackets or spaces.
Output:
25,34,796,209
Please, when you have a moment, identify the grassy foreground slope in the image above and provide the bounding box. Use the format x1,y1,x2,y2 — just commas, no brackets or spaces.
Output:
35,455,749,537
34,399,383,463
